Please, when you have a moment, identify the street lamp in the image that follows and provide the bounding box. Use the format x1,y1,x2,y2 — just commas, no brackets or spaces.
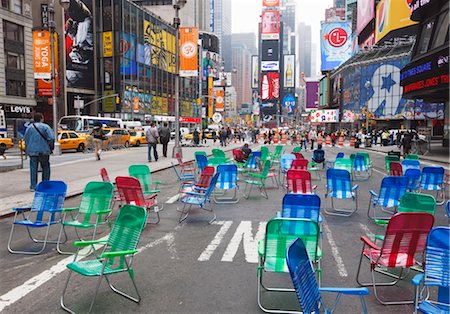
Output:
48,0,70,155
172,0,186,158
364,80,371,134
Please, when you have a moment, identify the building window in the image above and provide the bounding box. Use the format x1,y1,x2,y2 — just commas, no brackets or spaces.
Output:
5,51,24,69
11,0,21,14
431,10,449,49
3,21,24,42
6,79,25,96
417,20,435,54
1,0,9,9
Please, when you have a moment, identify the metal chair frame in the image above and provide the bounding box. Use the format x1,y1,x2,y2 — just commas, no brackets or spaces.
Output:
420,166,446,205
324,168,359,216
367,176,408,220
213,164,240,203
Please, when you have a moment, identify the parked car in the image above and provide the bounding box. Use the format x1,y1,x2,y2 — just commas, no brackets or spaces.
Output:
102,128,131,147
20,131,87,152
0,137,14,150
129,130,147,146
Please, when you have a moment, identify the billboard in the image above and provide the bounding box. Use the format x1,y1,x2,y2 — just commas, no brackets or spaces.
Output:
283,55,295,88
179,27,198,77
261,40,279,61
320,22,352,71
309,109,339,123
261,10,280,40
262,0,280,7
251,55,259,89
102,31,113,57
261,61,279,71
357,0,374,35
375,0,416,43
260,72,280,101
282,93,296,115
137,43,151,66
120,33,137,75
33,30,52,79
214,89,224,112
203,51,220,78
306,81,319,110
65,0,94,89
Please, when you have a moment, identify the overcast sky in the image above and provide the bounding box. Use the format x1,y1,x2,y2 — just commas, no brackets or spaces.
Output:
231,0,334,75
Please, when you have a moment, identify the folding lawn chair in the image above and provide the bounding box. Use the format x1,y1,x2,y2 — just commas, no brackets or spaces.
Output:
385,155,400,173
57,182,114,254
243,160,273,199
257,218,321,313
129,164,161,194
175,152,196,175
325,152,345,169
292,152,304,160
402,159,421,174
279,153,296,185
178,166,215,195
286,169,317,194
281,193,321,223
8,181,67,254
171,161,196,184
195,153,208,173
420,166,445,205
389,162,403,176
115,176,161,225
271,145,283,164
367,176,408,220
232,149,246,166
60,204,147,313
405,169,421,192
334,158,352,175
353,154,370,180
214,164,240,203
290,158,308,170
100,168,123,210
406,154,420,160
260,146,271,162
287,238,369,314
324,168,359,217
356,212,434,305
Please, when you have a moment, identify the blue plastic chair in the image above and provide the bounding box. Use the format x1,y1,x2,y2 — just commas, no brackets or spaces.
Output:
405,168,421,192
324,168,359,216
287,238,369,314
279,153,296,185
178,172,220,224
8,181,67,254
367,176,408,220
171,162,196,193
336,152,344,159
412,226,450,314
420,166,445,205
325,152,345,169
281,193,321,223
402,159,420,174
195,154,208,173
214,164,239,203
353,155,370,180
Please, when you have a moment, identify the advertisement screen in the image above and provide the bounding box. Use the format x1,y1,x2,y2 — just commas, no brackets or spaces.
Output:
375,0,416,43
309,109,339,123
261,40,279,61
261,61,279,72
214,89,224,112
320,22,352,71
260,72,280,101
137,43,151,66
179,26,198,77
283,55,295,88
306,81,319,110
357,0,374,35
203,51,220,78
261,10,280,40
120,33,137,75
282,93,296,115
262,0,280,7
251,56,259,89
65,0,94,89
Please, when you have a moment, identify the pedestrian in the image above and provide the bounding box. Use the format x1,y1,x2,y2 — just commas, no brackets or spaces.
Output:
331,132,336,146
202,129,207,144
146,122,159,162
309,129,317,150
400,131,412,157
220,128,227,147
159,122,170,157
193,129,200,146
91,122,104,160
24,112,54,192
212,130,217,143
241,143,252,159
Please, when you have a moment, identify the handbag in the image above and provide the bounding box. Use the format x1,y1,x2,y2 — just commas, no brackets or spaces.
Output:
32,123,54,153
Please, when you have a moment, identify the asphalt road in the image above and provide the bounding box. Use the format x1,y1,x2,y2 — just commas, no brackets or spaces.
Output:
0,145,448,313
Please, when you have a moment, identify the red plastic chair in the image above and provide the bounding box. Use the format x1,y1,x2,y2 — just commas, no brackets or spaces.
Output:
181,166,215,194
100,168,122,209
115,176,159,225
292,152,304,160
389,162,403,176
290,158,308,170
286,169,317,194
356,212,434,305
233,149,246,163
175,152,196,175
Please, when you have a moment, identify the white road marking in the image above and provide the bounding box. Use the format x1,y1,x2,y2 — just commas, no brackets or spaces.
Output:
137,232,178,260
221,221,266,263
198,221,233,261
323,221,348,277
359,223,376,242
166,193,182,204
372,167,387,176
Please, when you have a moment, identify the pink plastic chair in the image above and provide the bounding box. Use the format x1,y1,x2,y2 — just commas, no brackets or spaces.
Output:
389,162,403,177
286,169,317,194
290,159,308,170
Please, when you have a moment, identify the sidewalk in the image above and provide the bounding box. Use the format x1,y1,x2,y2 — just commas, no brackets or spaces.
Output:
0,140,250,217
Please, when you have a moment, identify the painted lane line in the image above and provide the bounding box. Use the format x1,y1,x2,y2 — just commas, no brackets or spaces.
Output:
166,193,182,204
198,221,233,262
221,221,266,263
322,221,348,277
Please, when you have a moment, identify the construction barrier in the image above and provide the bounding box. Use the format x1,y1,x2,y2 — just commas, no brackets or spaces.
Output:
325,136,331,146
318,135,323,146
350,137,356,147
296,134,301,143
281,133,287,144
338,136,344,146
273,134,279,144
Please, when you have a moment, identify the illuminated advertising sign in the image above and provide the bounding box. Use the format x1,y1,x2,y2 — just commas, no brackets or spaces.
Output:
203,51,220,78
261,10,280,40
262,0,280,7
306,81,319,110
357,0,374,35
179,27,199,77
261,61,279,71
309,109,339,123
283,55,295,88
214,89,225,112
120,33,137,75
251,56,259,89
260,72,280,101
375,0,416,43
102,31,113,57
261,40,279,61
320,22,352,71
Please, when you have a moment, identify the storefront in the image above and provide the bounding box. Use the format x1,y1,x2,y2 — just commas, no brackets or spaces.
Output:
0,104,34,138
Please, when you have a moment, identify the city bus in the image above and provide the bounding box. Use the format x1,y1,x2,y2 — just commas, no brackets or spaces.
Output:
59,115,124,133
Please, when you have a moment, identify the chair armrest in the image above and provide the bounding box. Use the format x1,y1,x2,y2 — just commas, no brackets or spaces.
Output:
73,240,108,247
186,191,206,197
101,250,138,258
194,187,208,191
62,207,79,212
258,240,265,256
12,207,31,211
352,185,359,191
144,190,160,194
374,219,389,225
360,235,380,250
319,287,369,296
152,181,161,185
412,274,424,286
96,209,112,215
369,190,378,197
144,193,158,200
312,185,318,191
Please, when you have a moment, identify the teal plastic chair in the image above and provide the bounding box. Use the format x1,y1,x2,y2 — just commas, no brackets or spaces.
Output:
61,204,147,313
129,164,161,194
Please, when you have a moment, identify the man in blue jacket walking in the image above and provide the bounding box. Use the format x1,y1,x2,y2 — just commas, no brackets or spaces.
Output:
24,113,54,191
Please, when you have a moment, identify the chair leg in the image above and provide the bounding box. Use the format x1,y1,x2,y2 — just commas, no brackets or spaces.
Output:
105,260,141,303
178,203,191,223
60,270,75,314
7,222,52,255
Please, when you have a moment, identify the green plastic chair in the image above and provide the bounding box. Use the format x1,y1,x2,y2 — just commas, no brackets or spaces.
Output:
260,146,270,162
243,160,273,199
307,161,322,181
208,157,228,167
57,181,114,254
61,204,147,313
129,164,161,194
271,145,283,161
357,152,373,169
212,148,226,158
385,155,400,173
292,146,302,153
405,154,419,160
257,217,321,312
334,158,353,174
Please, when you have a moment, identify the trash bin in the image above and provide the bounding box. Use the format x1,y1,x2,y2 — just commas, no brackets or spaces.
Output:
388,150,401,159
365,136,372,147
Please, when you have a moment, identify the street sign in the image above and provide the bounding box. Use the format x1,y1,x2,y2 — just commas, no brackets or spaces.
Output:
212,112,222,123
74,99,84,109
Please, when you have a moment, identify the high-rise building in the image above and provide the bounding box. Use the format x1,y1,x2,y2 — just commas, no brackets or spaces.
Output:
345,0,357,32
334,0,345,9
297,23,312,77
1,0,36,138
280,0,296,55
212,0,231,55
231,42,251,108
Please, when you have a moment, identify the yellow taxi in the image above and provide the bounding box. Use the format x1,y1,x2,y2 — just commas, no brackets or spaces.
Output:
0,137,14,149
102,128,131,147
20,131,87,152
129,130,147,146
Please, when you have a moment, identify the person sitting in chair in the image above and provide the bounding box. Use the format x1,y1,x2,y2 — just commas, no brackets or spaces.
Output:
312,144,325,166
242,143,252,159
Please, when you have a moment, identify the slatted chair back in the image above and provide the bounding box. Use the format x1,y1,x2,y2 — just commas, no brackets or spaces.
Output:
273,145,283,158
212,148,226,159
326,168,353,198
292,146,302,153
398,192,436,215
385,155,400,172
260,146,270,162
286,238,322,314
280,154,296,172
336,152,345,159
232,149,246,163
405,169,421,191
202,173,220,202
421,166,445,190
357,152,371,166
128,165,155,194
263,218,320,273
389,162,403,176
216,164,238,189
196,166,215,189
334,158,353,174
194,151,207,157
100,168,111,183
405,154,420,160
353,155,369,172
375,176,408,208
195,154,208,172
282,193,320,222
286,169,314,194
31,181,67,223
290,158,308,170
402,160,420,174
175,152,184,165
78,182,114,224
246,152,261,170
292,152,304,160
115,177,147,207
379,212,434,268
